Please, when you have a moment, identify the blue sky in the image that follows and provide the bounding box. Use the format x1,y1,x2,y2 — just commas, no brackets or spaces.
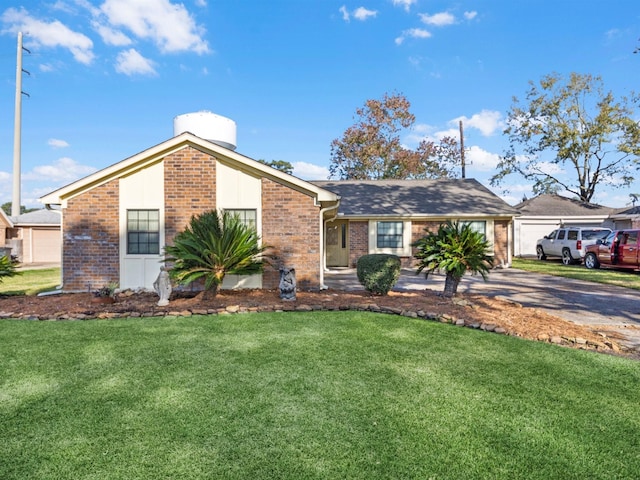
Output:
0,0,639,209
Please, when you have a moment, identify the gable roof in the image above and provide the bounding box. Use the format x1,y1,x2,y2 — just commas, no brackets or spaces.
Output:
40,132,338,206
0,208,13,228
12,209,61,226
514,194,614,217
311,178,518,218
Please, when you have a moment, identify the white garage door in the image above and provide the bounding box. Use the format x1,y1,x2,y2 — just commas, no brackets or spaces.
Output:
32,228,62,263
516,223,557,257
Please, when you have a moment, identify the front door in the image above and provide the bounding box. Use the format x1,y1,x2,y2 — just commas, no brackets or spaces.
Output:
326,220,349,267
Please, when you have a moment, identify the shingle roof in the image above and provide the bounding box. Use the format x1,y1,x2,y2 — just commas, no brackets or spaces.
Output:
311,178,518,217
12,209,61,225
513,194,614,217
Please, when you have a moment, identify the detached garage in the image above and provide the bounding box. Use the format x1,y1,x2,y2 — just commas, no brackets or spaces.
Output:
513,195,614,257
9,210,62,264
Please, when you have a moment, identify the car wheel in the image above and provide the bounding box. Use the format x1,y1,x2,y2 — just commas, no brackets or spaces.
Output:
561,249,574,265
536,246,546,260
585,252,600,269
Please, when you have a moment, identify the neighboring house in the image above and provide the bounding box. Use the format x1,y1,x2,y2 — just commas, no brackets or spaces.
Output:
513,194,614,257
41,132,518,293
1,209,61,263
313,179,518,269
0,209,13,258
10,210,62,264
608,205,640,230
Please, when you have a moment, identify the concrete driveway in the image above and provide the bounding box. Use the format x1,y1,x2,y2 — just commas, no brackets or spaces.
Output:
324,268,640,351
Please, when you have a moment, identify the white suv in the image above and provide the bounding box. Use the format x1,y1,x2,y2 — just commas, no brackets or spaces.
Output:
536,227,612,265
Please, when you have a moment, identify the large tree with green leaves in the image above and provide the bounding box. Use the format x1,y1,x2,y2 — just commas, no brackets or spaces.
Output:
329,92,460,180
412,221,493,298
164,210,271,299
491,72,640,203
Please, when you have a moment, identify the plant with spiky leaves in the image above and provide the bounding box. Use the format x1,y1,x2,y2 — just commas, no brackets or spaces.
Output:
164,210,271,299
413,221,493,297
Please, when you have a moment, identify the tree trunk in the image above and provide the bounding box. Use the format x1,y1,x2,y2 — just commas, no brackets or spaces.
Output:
443,272,461,298
195,284,219,302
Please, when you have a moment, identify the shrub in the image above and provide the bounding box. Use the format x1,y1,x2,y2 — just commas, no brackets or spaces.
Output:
356,254,401,295
0,255,19,284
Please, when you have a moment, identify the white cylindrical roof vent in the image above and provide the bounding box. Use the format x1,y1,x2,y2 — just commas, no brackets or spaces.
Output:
173,111,237,150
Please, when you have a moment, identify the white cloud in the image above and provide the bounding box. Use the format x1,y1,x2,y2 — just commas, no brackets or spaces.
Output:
395,28,431,45
464,11,478,20
0,171,10,182
92,21,132,46
23,157,97,182
48,138,70,148
115,48,157,76
1,7,94,64
99,0,210,54
465,145,501,171
292,162,330,180
194,0,207,7
392,0,417,12
531,161,565,176
454,110,503,136
353,7,377,21
339,5,350,22
419,12,456,27
339,6,377,22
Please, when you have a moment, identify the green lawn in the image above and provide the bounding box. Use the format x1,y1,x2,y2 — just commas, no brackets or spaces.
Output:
0,267,61,296
513,257,640,290
1,312,639,479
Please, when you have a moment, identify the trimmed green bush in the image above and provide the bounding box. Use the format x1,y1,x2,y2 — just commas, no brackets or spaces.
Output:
356,254,401,295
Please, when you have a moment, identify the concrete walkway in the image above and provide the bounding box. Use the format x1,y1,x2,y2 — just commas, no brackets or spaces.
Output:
324,268,640,351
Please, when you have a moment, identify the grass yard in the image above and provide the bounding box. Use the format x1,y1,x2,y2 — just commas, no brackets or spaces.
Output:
1,312,639,479
513,258,640,290
0,267,61,296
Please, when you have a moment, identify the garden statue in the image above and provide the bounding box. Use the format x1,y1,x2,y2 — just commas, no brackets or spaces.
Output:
153,266,172,306
279,267,296,301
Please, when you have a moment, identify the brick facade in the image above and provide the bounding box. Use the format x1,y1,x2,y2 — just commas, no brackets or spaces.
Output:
164,146,216,242
348,221,369,267
261,178,321,289
63,180,120,292
346,219,511,270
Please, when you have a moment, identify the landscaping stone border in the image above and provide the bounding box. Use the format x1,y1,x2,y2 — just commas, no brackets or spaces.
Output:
0,299,626,355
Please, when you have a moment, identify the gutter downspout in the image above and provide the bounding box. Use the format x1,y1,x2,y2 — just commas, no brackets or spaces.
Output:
44,203,63,292
319,200,340,290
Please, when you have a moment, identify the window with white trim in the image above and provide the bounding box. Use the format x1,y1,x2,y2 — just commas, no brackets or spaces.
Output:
368,220,412,256
377,221,403,248
127,210,160,254
225,209,257,228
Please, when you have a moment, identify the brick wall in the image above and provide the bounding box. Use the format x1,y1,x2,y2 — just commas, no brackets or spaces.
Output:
348,221,369,267
63,180,120,292
493,219,510,267
261,178,321,289
164,146,216,242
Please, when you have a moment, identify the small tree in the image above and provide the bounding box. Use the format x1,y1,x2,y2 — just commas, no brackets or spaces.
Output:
412,221,493,297
164,210,271,299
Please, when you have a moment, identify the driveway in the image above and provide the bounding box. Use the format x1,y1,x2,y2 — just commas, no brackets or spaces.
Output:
324,268,640,351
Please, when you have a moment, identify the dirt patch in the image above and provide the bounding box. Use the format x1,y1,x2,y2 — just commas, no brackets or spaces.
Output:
0,288,635,358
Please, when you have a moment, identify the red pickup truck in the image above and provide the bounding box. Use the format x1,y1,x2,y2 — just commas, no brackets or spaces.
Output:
584,229,640,270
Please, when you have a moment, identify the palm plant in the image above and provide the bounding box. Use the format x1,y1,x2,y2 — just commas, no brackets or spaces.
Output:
412,220,494,297
0,255,18,284
164,210,271,299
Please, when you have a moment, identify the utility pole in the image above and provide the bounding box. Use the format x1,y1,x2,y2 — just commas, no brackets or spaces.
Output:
12,31,30,217
459,120,465,179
